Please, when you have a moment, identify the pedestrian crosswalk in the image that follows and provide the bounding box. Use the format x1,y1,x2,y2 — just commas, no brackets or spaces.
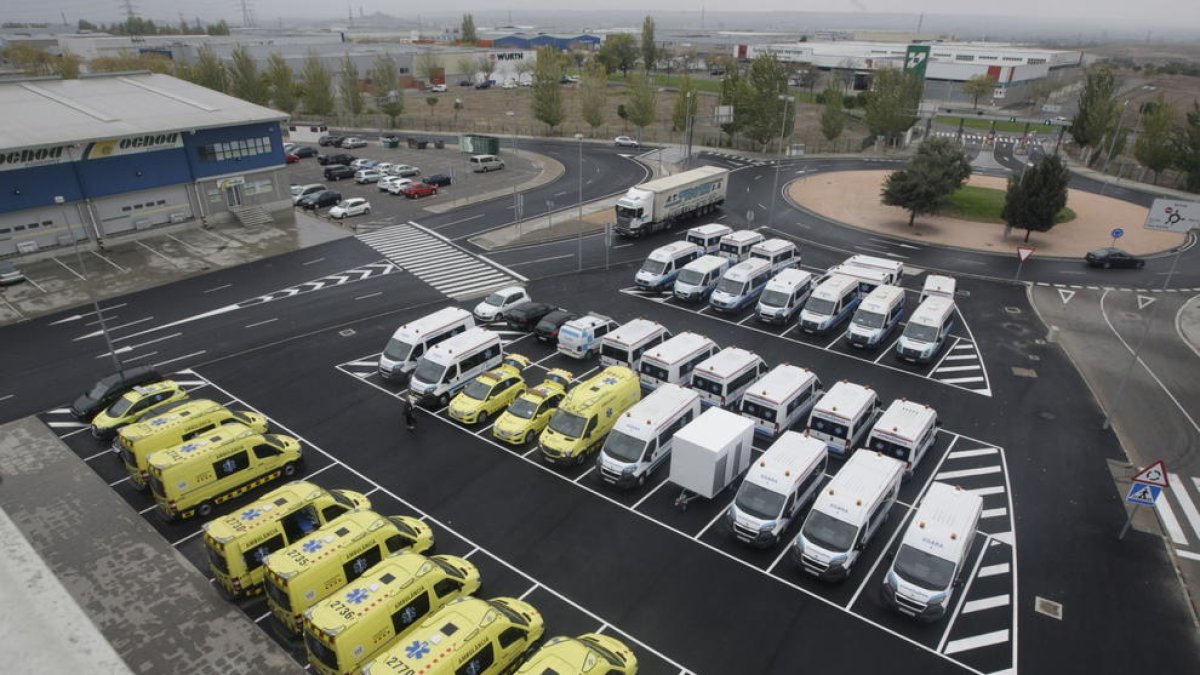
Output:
357,221,524,301
930,338,991,395
1154,473,1200,562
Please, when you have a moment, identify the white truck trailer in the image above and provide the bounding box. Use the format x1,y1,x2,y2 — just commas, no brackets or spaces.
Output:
615,166,729,238
668,407,755,509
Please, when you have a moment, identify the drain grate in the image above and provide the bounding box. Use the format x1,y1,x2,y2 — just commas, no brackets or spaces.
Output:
1012,367,1038,378
339,328,357,337
1035,596,1063,620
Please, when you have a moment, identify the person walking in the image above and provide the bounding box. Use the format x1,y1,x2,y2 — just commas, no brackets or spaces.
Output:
403,395,418,432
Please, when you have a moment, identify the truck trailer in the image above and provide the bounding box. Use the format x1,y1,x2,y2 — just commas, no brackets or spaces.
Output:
615,166,729,238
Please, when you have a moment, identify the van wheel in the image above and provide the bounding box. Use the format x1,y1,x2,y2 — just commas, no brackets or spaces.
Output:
477,411,489,426
637,473,646,487
197,501,214,518
283,462,298,477
438,393,449,407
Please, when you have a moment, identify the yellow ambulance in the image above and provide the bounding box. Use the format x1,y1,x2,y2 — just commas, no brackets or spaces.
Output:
90,380,187,440
516,633,640,675
303,552,482,675
538,366,641,466
263,510,435,634
362,596,544,675
202,481,371,599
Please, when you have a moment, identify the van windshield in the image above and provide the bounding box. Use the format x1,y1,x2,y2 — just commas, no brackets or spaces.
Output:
549,410,588,438
893,544,957,590
809,415,848,439
507,397,538,419
677,268,705,286
867,435,911,462
805,298,837,315
384,338,416,362
802,511,858,552
641,259,668,275
715,277,746,295
735,482,786,520
853,310,887,329
760,289,791,308
903,322,941,342
413,359,447,384
603,430,647,462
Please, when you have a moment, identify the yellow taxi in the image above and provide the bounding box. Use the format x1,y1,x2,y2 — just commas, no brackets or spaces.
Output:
492,369,573,445
516,633,639,675
91,380,188,440
447,353,530,425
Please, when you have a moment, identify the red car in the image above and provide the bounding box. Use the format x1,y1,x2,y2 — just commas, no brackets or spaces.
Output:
403,182,438,199
285,153,300,163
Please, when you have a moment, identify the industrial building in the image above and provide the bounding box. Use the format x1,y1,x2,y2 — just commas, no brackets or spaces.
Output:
488,33,601,51
0,73,288,259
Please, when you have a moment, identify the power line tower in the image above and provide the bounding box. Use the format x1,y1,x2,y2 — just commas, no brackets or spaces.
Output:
237,0,255,28
118,0,138,20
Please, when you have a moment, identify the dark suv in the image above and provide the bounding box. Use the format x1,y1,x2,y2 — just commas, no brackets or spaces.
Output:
424,174,453,187
324,165,356,181
71,366,163,418
318,153,356,166
298,189,341,210
534,309,580,343
506,302,560,332
318,135,344,147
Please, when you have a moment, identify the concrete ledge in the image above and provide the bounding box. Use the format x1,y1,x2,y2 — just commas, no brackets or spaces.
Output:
421,149,565,214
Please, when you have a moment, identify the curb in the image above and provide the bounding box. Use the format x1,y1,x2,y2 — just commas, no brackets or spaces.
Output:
422,150,566,215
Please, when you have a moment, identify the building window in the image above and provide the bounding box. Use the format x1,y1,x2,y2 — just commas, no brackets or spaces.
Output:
198,136,273,162
1028,58,1047,65
955,54,975,62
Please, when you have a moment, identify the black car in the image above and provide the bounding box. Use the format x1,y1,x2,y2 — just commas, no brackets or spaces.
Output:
318,153,356,166
534,309,580,344
424,174,453,187
292,146,319,158
298,189,342,210
324,165,356,181
318,135,344,147
474,80,492,90
71,366,162,419
458,79,473,87
1085,247,1145,269
506,302,560,332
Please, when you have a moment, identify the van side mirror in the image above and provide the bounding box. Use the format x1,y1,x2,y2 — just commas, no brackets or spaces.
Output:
953,577,964,588
935,419,944,427
854,541,865,552
885,550,895,561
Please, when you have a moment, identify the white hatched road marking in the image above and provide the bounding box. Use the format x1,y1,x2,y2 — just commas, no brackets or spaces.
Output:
961,594,1011,613
948,448,999,460
358,221,522,300
977,563,1010,578
944,629,1010,655
934,365,982,373
968,486,1006,496
981,507,1008,519
1167,473,1200,542
937,466,1003,480
1155,491,1190,546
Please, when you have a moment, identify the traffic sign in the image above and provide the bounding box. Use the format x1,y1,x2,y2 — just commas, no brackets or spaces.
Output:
1017,246,1035,262
1043,119,1053,126
1111,227,1124,239
1132,460,1169,487
1008,116,1017,123
1126,482,1162,506
1144,198,1200,233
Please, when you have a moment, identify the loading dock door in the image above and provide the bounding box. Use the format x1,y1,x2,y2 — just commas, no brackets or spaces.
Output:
92,185,193,236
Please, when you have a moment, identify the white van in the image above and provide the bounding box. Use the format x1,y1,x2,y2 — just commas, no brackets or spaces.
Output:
378,307,474,382
596,384,701,489
847,254,904,282
685,223,733,254
599,319,671,370
469,154,505,172
807,381,882,457
749,238,799,275
635,241,703,292
717,230,765,262
639,332,720,390
883,482,982,620
409,328,503,406
865,399,939,479
895,296,956,364
920,274,957,303
828,262,895,297
726,432,828,547
709,258,772,313
846,285,906,349
799,274,861,334
690,347,768,409
673,255,730,303
557,314,619,360
789,450,905,581
757,268,814,325
740,364,823,438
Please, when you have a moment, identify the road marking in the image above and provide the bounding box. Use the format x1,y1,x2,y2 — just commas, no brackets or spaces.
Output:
108,476,131,487
977,563,1010,578
355,292,383,301
302,257,326,265
0,394,12,403
203,283,232,294
83,448,114,461
137,240,183,267
51,257,86,281
245,318,278,328
508,254,573,266
943,629,1010,655
122,350,158,363
430,214,484,230
112,331,182,348
968,486,1006,496
90,249,129,273
939,376,986,384
942,354,979,361
934,364,982,373
937,466,1002,480
47,421,88,429
23,276,47,293
948,447,998,460
1168,473,1200,541
164,232,211,257
1156,486,1190,545
172,528,205,547
1180,550,1200,561
961,594,1011,613
152,350,207,369
981,507,1008,519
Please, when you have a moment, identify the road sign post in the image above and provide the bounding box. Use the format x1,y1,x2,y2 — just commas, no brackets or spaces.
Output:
1015,246,1035,282
1110,227,1124,248
1119,461,1169,540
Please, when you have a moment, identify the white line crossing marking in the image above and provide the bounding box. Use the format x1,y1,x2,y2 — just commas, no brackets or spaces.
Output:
358,221,521,299
936,466,1003,480
947,448,999,460
934,364,982,372
944,629,1010,655
939,376,987,384
961,594,1011,613
968,486,1006,496
1156,490,1190,545
977,563,1010,578
1168,473,1200,540
942,354,979,361
48,421,89,428
981,507,1008,519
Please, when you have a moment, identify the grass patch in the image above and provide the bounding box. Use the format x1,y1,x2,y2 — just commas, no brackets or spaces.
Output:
935,116,1056,134
610,73,724,94
943,185,1075,224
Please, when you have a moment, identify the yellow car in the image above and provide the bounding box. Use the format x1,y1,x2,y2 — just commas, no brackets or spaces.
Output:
516,633,639,675
448,353,530,425
493,369,573,445
91,380,188,440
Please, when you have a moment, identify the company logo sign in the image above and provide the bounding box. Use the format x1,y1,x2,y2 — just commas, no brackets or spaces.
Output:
0,144,69,171
86,132,183,160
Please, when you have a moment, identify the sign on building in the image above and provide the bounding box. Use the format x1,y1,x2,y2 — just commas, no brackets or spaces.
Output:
904,44,931,83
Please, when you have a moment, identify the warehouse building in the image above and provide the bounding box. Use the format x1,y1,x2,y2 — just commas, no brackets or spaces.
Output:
0,72,288,259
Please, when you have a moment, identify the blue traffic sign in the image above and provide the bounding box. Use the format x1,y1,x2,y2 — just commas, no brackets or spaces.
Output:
1126,482,1162,506
1111,227,1125,239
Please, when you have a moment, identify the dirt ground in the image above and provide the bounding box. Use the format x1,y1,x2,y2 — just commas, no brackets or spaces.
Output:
787,170,1185,258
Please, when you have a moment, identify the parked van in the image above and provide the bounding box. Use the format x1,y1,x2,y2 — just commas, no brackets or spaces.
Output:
147,431,303,521
726,432,828,547
117,399,268,488
378,307,474,383
866,399,939,479
409,328,502,406
596,384,701,488
599,318,672,370
827,262,894,297
303,553,482,675
469,154,505,172
203,481,371,599
806,381,882,457
749,238,799,274
685,223,733,254
895,296,956,364
756,268,814,325
709,258,772,313
847,284,906,349
362,596,544,675
539,366,641,466
264,510,435,634
799,274,861,334
848,254,904,281
740,364,823,438
635,241,703,292
673,255,729,303
882,482,982,620
638,332,720,389
691,347,768,409
921,274,957,303
789,450,905,581
556,314,619,360
717,230,765,262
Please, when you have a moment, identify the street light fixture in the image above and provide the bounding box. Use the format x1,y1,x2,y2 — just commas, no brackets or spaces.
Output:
56,193,123,373
507,111,520,221
768,94,795,228
575,133,584,270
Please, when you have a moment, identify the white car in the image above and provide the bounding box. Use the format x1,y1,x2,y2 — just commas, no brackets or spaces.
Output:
502,80,518,90
472,286,530,322
350,158,373,169
342,137,367,149
614,136,640,148
329,198,371,219
378,175,401,192
283,143,298,154
374,162,394,173
430,83,448,93
386,178,416,195
389,164,421,177
355,169,384,184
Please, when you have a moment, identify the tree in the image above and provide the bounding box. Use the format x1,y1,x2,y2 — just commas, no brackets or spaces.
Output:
641,16,657,72
597,33,638,77
962,74,998,110
863,67,921,147
228,45,268,105
206,20,230,36
718,65,752,145
791,62,820,93
476,55,496,84
579,58,608,135
672,74,698,132
415,50,441,85
881,138,973,227
371,54,404,127
89,52,172,74
424,97,439,118
1070,66,1119,165
301,52,336,118
339,55,364,118
460,13,477,44
456,55,479,82
266,53,298,113
1134,94,1177,184
57,50,82,79
742,53,793,151
1172,101,1200,193
514,59,535,85
1002,154,1071,242
820,82,845,141
77,19,98,31
625,72,658,140
531,45,565,131
192,47,227,93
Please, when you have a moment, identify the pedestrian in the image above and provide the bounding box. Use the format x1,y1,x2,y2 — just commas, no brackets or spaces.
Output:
404,395,417,433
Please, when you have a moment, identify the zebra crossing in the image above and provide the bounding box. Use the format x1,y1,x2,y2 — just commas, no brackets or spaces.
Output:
1151,472,1200,563
929,338,991,395
356,221,524,301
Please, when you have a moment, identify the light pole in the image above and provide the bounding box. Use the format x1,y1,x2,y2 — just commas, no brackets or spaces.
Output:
507,111,520,221
768,94,795,228
575,133,584,271
56,194,122,373
1099,100,1130,196
682,90,695,170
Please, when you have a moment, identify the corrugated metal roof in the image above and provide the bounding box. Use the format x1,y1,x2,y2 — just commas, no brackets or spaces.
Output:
0,73,287,150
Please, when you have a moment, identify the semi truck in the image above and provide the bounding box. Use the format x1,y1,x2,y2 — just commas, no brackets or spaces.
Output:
615,166,729,238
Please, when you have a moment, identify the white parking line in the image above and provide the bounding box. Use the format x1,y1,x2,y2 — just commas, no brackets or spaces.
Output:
694,506,731,540
245,318,278,328
575,466,597,483
137,240,182,267
302,257,326,265
947,448,998,460
152,350,207,369
937,534,993,653
203,283,233,294
301,463,337,481
91,249,130,273
139,504,158,515
518,584,540,601
632,477,669,510
83,448,114,462
937,466,1002,480
51,257,86,281
122,350,158,363
961,594,1011,613
172,528,205,547
943,629,1010,655
355,292,383,301
981,507,1008,519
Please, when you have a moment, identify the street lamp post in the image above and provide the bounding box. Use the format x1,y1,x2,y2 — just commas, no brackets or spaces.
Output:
56,194,123,373
682,91,695,170
1099,100,1130,196
768,95,795,228
575,133,584,271
507,111,520,222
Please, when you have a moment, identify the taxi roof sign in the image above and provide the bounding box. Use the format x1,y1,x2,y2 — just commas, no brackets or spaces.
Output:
1131,460,1169,487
